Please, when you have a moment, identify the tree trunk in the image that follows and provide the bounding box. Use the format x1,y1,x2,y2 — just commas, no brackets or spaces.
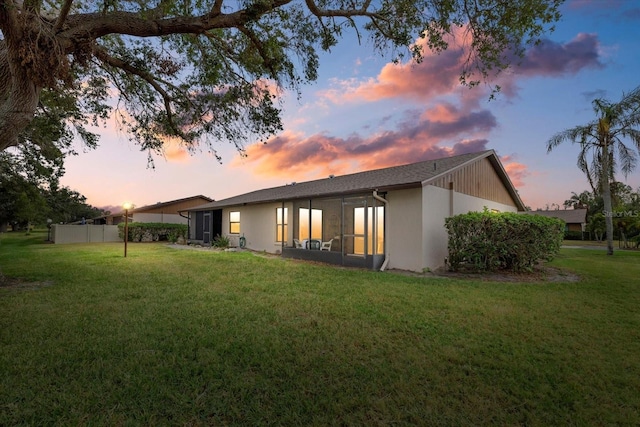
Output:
0,44,42,152
601,143,614,255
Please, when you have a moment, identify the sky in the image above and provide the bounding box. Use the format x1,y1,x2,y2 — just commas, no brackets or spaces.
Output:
60,0,640,213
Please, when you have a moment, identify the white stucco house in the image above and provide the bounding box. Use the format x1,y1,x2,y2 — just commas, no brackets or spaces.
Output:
185,150,526,272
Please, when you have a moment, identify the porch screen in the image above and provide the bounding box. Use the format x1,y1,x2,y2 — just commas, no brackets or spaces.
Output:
298,208,322,240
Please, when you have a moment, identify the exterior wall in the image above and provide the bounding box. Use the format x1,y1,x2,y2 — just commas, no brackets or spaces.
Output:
222,203,286,252
419,186,519,272
421,185,451,272
452,192,518,216
385,188,424,272
51,225,120,244
133,213,187,224
386,185,520,273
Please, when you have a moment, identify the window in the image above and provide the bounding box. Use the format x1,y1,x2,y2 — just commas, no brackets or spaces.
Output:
276,207,288,242
298,208,322,240
229,211,240,234
354,206,384,255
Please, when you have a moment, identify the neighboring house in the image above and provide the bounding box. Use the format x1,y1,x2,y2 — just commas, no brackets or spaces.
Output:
186,150,526,272
95,195,213,225
524,208,588,234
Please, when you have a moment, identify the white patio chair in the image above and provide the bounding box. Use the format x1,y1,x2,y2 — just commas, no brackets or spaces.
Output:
320,239,333,251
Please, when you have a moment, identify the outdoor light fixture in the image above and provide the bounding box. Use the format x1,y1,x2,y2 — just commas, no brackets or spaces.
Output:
123,202,132,257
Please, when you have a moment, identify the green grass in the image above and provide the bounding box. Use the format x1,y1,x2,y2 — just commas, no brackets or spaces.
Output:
1,231,639,425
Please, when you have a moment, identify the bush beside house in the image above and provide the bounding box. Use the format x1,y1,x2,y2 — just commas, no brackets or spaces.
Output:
445,211,564,272
118,222,188,243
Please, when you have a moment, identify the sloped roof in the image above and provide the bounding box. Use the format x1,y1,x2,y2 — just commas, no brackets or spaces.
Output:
133,194,213,213
525,208,587,224
98,195,214,219
189,150,526,211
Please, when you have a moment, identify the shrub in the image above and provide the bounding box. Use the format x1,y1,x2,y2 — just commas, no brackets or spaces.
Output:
118,222,187,243
445,211,564,272
564,230,584,240
212,234,230,249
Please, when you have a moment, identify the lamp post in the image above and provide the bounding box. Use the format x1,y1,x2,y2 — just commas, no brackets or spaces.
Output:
46,218,52,241
123,202,132,257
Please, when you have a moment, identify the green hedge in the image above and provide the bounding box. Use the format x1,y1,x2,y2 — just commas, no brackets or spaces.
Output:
564,230,584,240
117,222,187,243
445,211,564,272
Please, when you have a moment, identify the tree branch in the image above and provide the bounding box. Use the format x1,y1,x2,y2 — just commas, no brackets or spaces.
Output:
60,0,293,46
0,0,22,40
237,24,280,80
211,0,223,16
304,0,378,18
54,0,73,32
93,45,186,138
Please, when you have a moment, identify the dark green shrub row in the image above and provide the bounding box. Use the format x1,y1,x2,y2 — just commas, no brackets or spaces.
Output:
445,211,564,272
564,230,584,240
117,222,187,243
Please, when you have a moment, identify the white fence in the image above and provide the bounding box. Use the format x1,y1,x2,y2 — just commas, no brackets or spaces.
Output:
51,225,121,244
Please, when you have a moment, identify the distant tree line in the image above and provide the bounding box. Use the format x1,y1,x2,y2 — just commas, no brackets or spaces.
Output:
563,184,640,248
0,150,106,232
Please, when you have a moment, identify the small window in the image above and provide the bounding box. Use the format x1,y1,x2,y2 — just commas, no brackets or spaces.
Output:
276,208,288,242
229,211,240,234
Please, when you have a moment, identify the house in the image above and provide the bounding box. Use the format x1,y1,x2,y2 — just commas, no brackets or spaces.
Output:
186,150,526,272
524,208,588,235
94,195,213,225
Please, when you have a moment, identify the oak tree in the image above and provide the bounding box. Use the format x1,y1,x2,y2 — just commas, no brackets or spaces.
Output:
1,0,562,163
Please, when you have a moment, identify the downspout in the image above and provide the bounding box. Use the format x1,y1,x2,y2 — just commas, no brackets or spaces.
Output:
179,210,190,242
372,190,389,271
449,182,454,217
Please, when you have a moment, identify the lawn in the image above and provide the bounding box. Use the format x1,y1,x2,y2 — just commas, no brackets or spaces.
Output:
1,232,639,425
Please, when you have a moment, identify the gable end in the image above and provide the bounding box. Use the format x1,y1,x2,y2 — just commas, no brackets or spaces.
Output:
430,157,518,208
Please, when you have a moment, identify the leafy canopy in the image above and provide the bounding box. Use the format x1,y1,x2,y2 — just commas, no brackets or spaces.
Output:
0,0,563,165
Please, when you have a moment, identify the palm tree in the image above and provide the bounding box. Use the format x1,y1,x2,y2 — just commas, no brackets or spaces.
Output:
547,86,640,255
563,190,594,210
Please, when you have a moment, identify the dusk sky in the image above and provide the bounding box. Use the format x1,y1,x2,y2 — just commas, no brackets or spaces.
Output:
60,0,640,213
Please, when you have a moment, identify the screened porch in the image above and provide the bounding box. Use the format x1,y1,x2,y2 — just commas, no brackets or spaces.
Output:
280,194,386,270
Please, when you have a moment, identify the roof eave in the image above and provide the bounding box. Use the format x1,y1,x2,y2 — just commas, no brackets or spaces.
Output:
185,183,423,211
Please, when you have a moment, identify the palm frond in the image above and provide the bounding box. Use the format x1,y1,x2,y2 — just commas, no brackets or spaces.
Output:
615,140,638,178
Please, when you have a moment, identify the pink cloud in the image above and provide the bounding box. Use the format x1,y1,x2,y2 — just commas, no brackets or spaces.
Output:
238,105,496,178
160,137,191,162
500,155,530,188
319,43,467,105
514,33,603,77
320,31,602,106
237,29,599,196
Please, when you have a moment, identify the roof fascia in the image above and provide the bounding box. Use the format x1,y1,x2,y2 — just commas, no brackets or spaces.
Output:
185,184,423,212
